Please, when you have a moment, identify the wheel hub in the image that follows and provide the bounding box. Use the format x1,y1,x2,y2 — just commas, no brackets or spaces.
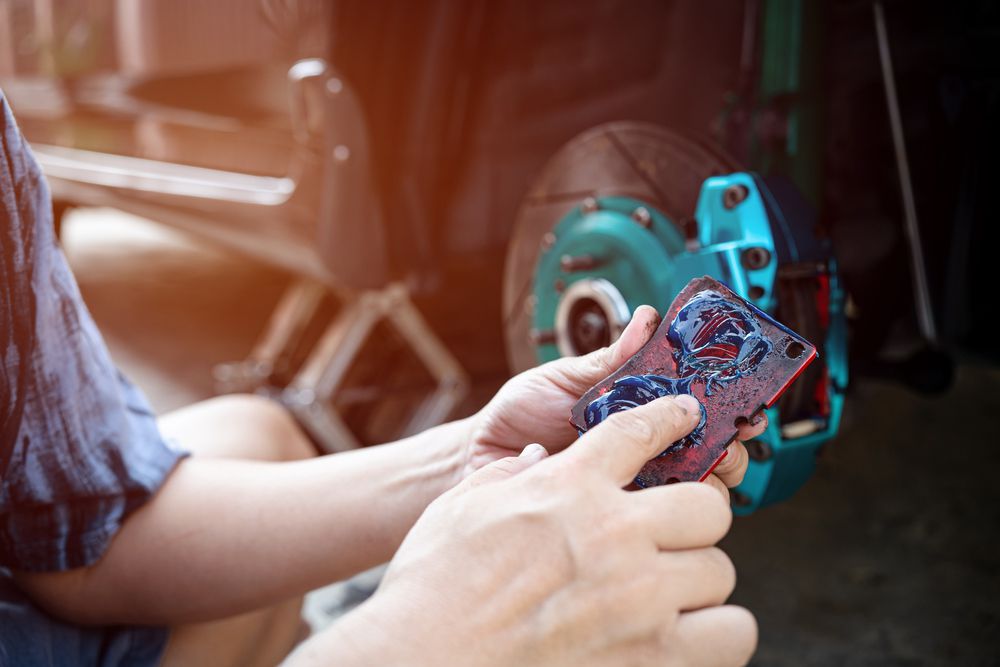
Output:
555,278,630,356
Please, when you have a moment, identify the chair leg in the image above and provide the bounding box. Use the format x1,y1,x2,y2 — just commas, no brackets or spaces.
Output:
282,283,469,453
213,278,327,394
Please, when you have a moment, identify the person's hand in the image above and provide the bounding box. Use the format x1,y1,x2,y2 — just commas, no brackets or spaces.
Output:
305,395,756,667
467,305,767,497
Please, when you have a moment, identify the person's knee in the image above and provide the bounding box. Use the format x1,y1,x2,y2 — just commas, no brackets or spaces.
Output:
212,394,316,462
160,394,316,462
161,596,305,667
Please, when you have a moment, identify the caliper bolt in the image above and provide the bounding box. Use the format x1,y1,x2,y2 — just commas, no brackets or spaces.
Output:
741,246,772,270
631,206,653,228
723,184,749,209
746,439,773,462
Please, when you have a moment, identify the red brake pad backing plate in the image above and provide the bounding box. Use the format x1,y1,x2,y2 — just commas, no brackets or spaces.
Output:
570,276,817,487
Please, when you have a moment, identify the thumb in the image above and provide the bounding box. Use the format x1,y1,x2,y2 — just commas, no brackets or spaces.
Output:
542,305,661,395
460,444,549,490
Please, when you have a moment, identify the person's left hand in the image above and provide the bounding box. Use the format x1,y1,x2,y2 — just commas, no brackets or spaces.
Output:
465,305,768,496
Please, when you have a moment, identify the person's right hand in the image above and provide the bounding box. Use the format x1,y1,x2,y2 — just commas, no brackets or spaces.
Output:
305,393,756,667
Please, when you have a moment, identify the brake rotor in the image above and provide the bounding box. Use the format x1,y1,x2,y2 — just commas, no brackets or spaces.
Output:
503,121,740,372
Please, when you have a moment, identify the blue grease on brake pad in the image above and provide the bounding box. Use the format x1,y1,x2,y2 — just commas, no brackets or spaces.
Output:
571,276,816,487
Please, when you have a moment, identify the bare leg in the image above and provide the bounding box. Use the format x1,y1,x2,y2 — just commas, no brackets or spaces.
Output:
157,395,317,667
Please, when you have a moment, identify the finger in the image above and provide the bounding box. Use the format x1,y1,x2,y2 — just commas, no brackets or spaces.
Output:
460,444,548,489
672,606,758,667
702,473,731,504
600,304,661,369
633,482,732,549
736,411,768,441
655,546,737,612
565,395,702,487
541,305,661,395
710,440,749,489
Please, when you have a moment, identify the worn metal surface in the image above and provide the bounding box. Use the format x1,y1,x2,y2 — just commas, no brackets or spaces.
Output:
571,276,816,486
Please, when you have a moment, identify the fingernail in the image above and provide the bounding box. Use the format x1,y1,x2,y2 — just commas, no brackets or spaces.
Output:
674,394,701,420
520,443,548,460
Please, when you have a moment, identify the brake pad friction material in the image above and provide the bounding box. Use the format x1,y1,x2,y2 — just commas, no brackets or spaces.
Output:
570,276,817,487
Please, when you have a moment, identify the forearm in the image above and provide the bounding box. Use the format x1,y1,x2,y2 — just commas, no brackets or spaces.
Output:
15,416,473,625
282,595,434,667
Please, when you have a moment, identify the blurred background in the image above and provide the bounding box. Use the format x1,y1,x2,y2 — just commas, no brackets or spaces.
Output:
1,0,998,664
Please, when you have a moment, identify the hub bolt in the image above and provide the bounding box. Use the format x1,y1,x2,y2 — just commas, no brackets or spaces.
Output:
560,254,602,273
529,328,557,346
631,207,653,228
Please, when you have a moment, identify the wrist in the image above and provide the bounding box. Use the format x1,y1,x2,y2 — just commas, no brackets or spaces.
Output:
398,414,476,497
313,590,444,667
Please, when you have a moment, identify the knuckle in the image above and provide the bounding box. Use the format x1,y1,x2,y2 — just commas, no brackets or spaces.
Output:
721,441,747,476
729,441,749,473
535,461,574,489
704,475,731,504
630,641,669,667
489,455,524,476
713,449,737,474
603,410,658,450
689,483,734,537
592,345,614,372
606,502,647,541
575,345,614,380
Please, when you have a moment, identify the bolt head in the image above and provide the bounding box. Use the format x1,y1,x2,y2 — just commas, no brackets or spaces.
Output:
333,145,351,162
631,206,653,228
540,232,557,252
580,197,599,214
741,246,772,270
524,294,538,315
723,184,749,209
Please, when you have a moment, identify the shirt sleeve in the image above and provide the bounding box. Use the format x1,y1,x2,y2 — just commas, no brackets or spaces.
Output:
0,90,188,572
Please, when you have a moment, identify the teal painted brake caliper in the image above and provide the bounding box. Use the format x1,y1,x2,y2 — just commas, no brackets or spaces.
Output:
530,173,847,513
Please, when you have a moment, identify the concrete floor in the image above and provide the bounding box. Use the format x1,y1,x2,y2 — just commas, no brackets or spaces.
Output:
63,208,999,665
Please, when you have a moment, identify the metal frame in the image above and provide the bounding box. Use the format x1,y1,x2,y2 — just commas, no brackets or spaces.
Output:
219,279,468,453
284,283,468,452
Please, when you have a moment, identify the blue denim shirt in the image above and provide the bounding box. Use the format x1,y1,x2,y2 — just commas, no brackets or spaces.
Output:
0,91,185,664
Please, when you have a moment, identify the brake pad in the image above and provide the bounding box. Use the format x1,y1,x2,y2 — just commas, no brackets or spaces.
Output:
570,275,817,487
